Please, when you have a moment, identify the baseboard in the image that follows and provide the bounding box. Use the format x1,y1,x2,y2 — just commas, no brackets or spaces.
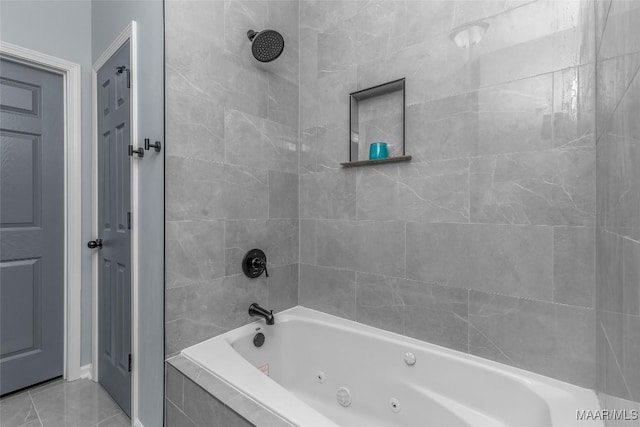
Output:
80,363,93,380
134,419,144,427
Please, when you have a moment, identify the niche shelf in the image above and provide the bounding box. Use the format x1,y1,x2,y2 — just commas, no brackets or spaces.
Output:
343,78,408,167
340,155,412,168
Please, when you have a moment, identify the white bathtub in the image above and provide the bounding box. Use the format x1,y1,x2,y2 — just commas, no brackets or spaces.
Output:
182,306,602,427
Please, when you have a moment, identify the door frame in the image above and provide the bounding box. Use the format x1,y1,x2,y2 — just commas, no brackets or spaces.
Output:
0,41,83,382
91,21,140,424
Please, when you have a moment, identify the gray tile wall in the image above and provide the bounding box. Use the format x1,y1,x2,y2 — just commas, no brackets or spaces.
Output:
164,0,640,406
594,0,640,412
165,364,252,427
164,0,300,356
298,0,597,388
165,358,294,427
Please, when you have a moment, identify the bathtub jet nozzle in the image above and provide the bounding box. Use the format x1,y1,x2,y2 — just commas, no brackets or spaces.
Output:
249,303,274,325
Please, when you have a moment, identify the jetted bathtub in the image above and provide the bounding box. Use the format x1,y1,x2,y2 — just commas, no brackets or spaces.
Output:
182,306,602,427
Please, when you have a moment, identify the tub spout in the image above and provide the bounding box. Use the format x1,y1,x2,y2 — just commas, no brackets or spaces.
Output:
248,303,274,325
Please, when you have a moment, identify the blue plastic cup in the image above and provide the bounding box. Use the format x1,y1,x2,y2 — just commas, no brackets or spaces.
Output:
369,142,388,160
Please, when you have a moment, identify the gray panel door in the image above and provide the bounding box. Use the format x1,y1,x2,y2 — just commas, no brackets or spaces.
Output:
0,59,64,395
95,41,132,416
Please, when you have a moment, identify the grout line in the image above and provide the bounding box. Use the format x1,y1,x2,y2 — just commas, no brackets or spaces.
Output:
302,217,596,230
594,0,601,318
467,157,471,223
467,289,471,354
297,261,593,311
403,221,407,279
551,67,556,146
551,226,556,304
297,0,302,310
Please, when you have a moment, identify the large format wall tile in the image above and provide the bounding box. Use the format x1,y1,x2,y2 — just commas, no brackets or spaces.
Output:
596,53,640,135
622,238,640,317
470,146,595,226
297,2,599,391
598,1,640,60
469,290,596,388
165,276,269,355
598,316,632,400
358,35,471,105
406,222,553,301
623,314,640,401
607,60,640,146
597,393,640,427
553,226,596,308
598,66,640,241
267,264,299,314
300,170,356,219
165,365,253,427
166,157,228,221
299,219,316,264
165,69,225,163
165,0,224,60
597,135,640,241
224,219,299,276
166,157,269,221
356,159,470,223
300,68,356,130
315,220,405,277
472,1,589,87
476,74,553,155
553,65,595,148
405,0,455,47
355,273,469,352
405,93,478,161
224,109,298,174
597,229,624,314
268,171,298,219
595,0,640,407
166,0,299,356
299,264,356,320
166,220,225,289
165,0,605,396
300,122,351,174
268,73,299,129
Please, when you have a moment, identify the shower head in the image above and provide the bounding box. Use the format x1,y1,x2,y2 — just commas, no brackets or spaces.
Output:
247,29,285,62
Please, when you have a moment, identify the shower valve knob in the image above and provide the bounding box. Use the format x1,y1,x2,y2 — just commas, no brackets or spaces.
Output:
251,258,269,277
242,249,268,278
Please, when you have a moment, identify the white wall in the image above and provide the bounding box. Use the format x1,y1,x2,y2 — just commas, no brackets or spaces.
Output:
91,2,165,426
0,0,94,367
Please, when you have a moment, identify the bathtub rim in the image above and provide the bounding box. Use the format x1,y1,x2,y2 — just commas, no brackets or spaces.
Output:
178,305,603,427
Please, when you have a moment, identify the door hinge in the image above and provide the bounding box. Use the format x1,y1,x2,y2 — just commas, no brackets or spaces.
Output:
127,212,131,230
128,354,132,372
116,66,130,88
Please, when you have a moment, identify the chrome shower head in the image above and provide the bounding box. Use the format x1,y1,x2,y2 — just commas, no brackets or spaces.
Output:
247,29,285,62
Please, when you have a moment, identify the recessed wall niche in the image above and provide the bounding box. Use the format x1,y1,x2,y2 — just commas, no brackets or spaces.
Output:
344,78,410,167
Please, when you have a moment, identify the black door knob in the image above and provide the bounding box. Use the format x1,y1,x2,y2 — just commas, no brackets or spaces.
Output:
87,239,103,249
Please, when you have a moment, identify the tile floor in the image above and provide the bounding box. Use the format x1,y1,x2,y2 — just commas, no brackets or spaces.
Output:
0,378,129,427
